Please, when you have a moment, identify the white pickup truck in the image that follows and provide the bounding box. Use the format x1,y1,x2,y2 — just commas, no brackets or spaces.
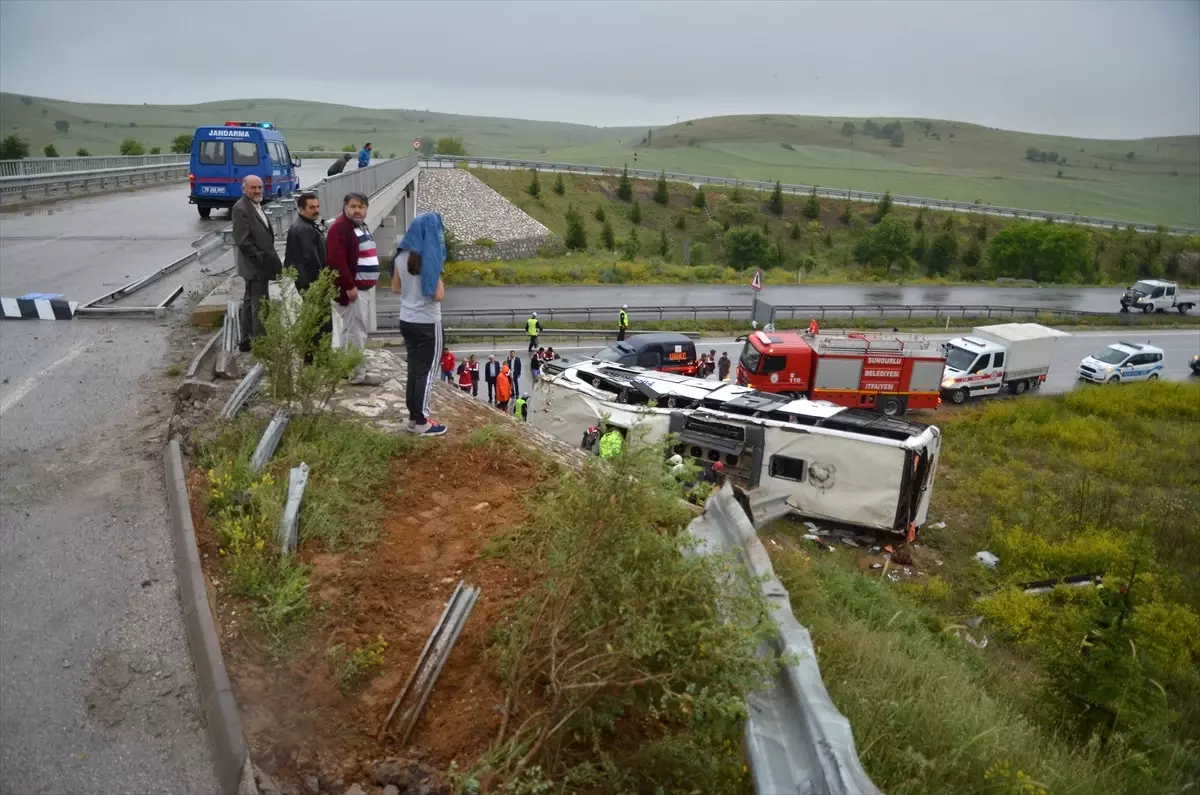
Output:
940,323,1072,404
1119,279,1198,314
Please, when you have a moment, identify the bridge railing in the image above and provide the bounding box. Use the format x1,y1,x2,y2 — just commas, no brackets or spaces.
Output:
0,153,190,177
0,162,191,200
422,155,1199,236
371,301,1153,327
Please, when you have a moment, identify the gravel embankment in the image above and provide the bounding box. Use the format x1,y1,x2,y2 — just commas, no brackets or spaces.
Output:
418,168,549,243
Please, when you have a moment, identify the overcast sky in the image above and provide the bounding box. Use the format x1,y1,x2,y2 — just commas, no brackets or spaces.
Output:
2,0,1197,139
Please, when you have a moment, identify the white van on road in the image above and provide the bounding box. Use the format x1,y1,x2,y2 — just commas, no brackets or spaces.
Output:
1077,342,1166,384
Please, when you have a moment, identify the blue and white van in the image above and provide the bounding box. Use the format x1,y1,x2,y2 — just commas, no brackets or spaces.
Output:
188,122,299,218
1078,341,1165,384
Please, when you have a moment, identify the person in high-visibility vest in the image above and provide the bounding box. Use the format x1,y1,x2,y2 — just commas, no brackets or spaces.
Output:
617,304,630,342
599,428,623,459
526,312,542,352
514,395,528,421
807,318,820,335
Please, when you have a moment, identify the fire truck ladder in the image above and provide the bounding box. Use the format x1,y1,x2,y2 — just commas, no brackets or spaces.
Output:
816,332,932,355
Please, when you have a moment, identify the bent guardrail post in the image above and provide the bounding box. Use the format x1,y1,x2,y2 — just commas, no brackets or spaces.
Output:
278,463,309,556
219,362,263,420
249,410,290,475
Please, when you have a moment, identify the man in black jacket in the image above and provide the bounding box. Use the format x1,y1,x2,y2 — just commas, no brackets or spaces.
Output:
284,193,326,290
232,175,282,351
483,354,501,404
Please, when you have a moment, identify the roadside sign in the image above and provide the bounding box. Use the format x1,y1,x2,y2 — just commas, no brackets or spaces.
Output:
750,268,763,291
412,139,421,150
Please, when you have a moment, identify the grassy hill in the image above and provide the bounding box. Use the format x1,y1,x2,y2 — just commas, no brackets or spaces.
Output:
540,115,1200,228
2,93,1196,225
451,168,1200,288
0,93,642,159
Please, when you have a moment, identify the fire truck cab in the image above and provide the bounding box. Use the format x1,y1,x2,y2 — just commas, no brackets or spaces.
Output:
736,330,945,416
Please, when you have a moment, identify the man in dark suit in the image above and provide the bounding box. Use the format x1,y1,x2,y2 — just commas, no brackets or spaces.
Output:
232,175,282,351
505,350,522,400
483,354,501,404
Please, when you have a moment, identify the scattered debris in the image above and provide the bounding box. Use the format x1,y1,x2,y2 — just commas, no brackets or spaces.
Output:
177,378,217,401
966,616,984,629
219,362,264,420
249,409,290,474
870,563,883,570
278,463,309,555
840,537,859,547
975,551,1000,569
929,521,947,530
890,548,914,566
378,581,482,743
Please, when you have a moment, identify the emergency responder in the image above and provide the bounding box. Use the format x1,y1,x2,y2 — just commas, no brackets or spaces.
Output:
617,304,630,341
807,318,820,335
599,426,624,459
526,312,542,352
514,394,529,421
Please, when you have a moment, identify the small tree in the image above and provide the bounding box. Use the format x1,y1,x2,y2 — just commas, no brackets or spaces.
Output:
912,232,928,263
653,170,670,205
552,172,565,195
675,214,686,230
621,228,640,259
0,135,31,159
854,216,912,274
888,128,905,147
594,205,606,222
927,229,958,276
617,164,633,201
601,219,615,250
342,144,357,153
723,227,769,269
692,186,707,209
962,237,984,273
629,201,642,224
801,187,820,220
564,204,588,251
527,169,541,198
54,120,70,134
838,201,853,225
840,121,855,137
75,147,89,157
872,189,893,222
43,143,59,157
19,96,33,106
149,146,161,154
436,137,467,156
914,207,925,230
170,133,192,154
768,180,784,215
119,139,144,156
731,185,743,203
790,221,802,240
656,228,671,260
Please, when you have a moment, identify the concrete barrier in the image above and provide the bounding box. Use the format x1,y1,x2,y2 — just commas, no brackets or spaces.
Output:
690,485,881,795
164,440,247,794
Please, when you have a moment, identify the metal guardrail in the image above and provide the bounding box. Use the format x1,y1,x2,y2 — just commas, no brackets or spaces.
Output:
423,155,1200,236
0,153,189,177
0,162,190,199
373,302,1168,326
308,154,418,218
368,326,702,345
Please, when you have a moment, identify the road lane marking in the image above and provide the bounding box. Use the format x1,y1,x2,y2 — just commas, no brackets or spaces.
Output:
0,340,89,417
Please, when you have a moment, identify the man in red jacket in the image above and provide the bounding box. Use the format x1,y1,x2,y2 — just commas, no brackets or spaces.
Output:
325,191,379,384
439,347,455,382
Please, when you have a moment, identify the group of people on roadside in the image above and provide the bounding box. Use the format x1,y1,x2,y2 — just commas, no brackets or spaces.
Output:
234,174,453,436
435,347,558,419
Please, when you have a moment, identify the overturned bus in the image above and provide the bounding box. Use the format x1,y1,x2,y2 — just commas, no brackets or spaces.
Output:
531,359,942,536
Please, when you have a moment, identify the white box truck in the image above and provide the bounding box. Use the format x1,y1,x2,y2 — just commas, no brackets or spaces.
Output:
940,323,1072,404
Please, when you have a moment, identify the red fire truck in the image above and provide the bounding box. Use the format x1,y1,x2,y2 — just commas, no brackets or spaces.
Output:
736,330,946,415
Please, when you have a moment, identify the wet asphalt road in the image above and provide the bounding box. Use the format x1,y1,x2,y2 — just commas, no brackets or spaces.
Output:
0,164,326,793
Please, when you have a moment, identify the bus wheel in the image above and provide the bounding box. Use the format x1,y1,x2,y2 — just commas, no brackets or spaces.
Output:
880,396,905,416
197,206,211,219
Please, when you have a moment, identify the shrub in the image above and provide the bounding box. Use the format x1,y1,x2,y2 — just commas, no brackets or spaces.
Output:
656,228,671,260
564,204,588,251
119,138,144,156
769,180,784,215
629,201,642,224
802,187,821,220
653,170,670,205
0,135,30,159
54,120,69,134
600,219,615,250
436,136,467,155
484,444,777,792
689,241,710,265
674,214,686,230
706,220,724,240
444,226,460,262
149,147,161,155
42,143,58,157
693,186,707,209
170,133,192,154
75,148,89,157
342,144,357,153
722,204,757,227
593,205,606,223
872,189,893,222
723,226,769,269
472,237,496,247
552,172,565,195
328,636,388,694
838,201,853,225
620,228,640,259
527,169,541,198
617,164,633,201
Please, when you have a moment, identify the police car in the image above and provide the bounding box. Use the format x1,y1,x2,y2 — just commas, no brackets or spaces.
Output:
1077,341,1165,384
188,121,300,218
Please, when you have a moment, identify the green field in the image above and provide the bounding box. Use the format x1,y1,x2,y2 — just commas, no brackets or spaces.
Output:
2,93,1197,226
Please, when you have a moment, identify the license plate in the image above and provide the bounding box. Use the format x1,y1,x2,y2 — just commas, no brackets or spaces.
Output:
200,185,227,195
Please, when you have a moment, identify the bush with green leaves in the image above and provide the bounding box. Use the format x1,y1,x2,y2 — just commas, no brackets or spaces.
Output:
149,147,161,155
564,204,588,251
653,170,670,205
119,138,144,156
0,134,30,159
600,219,615,251
629,201,642,224
483,442,777,793
769,180,784,215
872,189,893,222
854,215,913,275
75,147,89,157
593,205,606,223
987,220,1093,283
526,169,540,198
436,136,467,156
617,164,633,201
692,186,707,209
171,133,192,154
250,268,361,415
802,187,821,220
723,226,769,269
552,172,565,196
42,143,58,157
620,228,640,260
